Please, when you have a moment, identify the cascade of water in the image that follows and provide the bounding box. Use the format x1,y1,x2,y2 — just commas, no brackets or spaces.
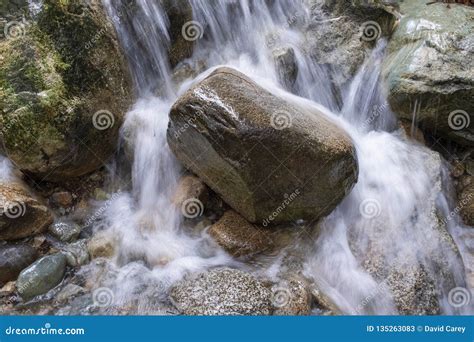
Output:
97,0,470,314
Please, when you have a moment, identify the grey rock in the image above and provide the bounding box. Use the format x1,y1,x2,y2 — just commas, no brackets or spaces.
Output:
49,220,82,242
16,253,67,300
56,284,85,303
62,240,90,267
170,268,273,315
273,47,298,90
382,0,474,146
0,244,38,285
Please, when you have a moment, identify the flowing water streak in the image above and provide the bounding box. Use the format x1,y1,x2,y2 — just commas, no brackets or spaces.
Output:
100,0,470,314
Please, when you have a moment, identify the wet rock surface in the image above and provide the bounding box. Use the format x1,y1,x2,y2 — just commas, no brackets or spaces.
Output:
170,268,273,315
168,67,358,225
208,210,274,258
0,0,133,181
16,253,67,300
382,0,474,146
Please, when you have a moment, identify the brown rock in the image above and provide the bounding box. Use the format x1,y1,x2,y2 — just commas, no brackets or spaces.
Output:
87,231,116,259
172,174,209,209
0,183,53,241
272,276,312,315
50,191,73,208
208,210,273,257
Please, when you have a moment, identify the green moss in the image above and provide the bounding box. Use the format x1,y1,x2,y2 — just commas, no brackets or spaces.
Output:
0,26,72,161
37,0,108,93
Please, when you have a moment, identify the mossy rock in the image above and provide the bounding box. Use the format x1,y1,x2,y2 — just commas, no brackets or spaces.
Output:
0,0,133,181
382,0,474,146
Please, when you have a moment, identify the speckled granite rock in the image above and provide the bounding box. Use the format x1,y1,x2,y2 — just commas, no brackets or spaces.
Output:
169,268,273,315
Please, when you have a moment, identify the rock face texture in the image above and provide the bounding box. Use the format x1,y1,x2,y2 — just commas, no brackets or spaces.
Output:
0,182,53,241
16,253,67,300
208,210,274,257
168,67,358,225
0,0,133,181
305,0,399,88
382,0,474,146
169,268,273,315
0,243,38,285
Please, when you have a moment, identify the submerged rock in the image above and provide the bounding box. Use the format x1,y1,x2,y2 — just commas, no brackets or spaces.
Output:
170,268,273,315
382,0,474,146
0,244,38,285
208,210,274,257
16,253,66,300
168,67,358,225
349,149,465,314
0,182,53,241
0,0,133,181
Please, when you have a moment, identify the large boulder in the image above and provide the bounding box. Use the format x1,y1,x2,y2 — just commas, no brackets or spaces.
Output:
0,182,53,241
167,67,358,225
0,0,133,181
382,0,474,146
169,268,273,315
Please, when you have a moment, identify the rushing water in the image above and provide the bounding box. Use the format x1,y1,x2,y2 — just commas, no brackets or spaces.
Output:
86,0,474,314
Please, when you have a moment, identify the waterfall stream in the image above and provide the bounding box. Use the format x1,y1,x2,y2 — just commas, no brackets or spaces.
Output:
92,0,472,314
